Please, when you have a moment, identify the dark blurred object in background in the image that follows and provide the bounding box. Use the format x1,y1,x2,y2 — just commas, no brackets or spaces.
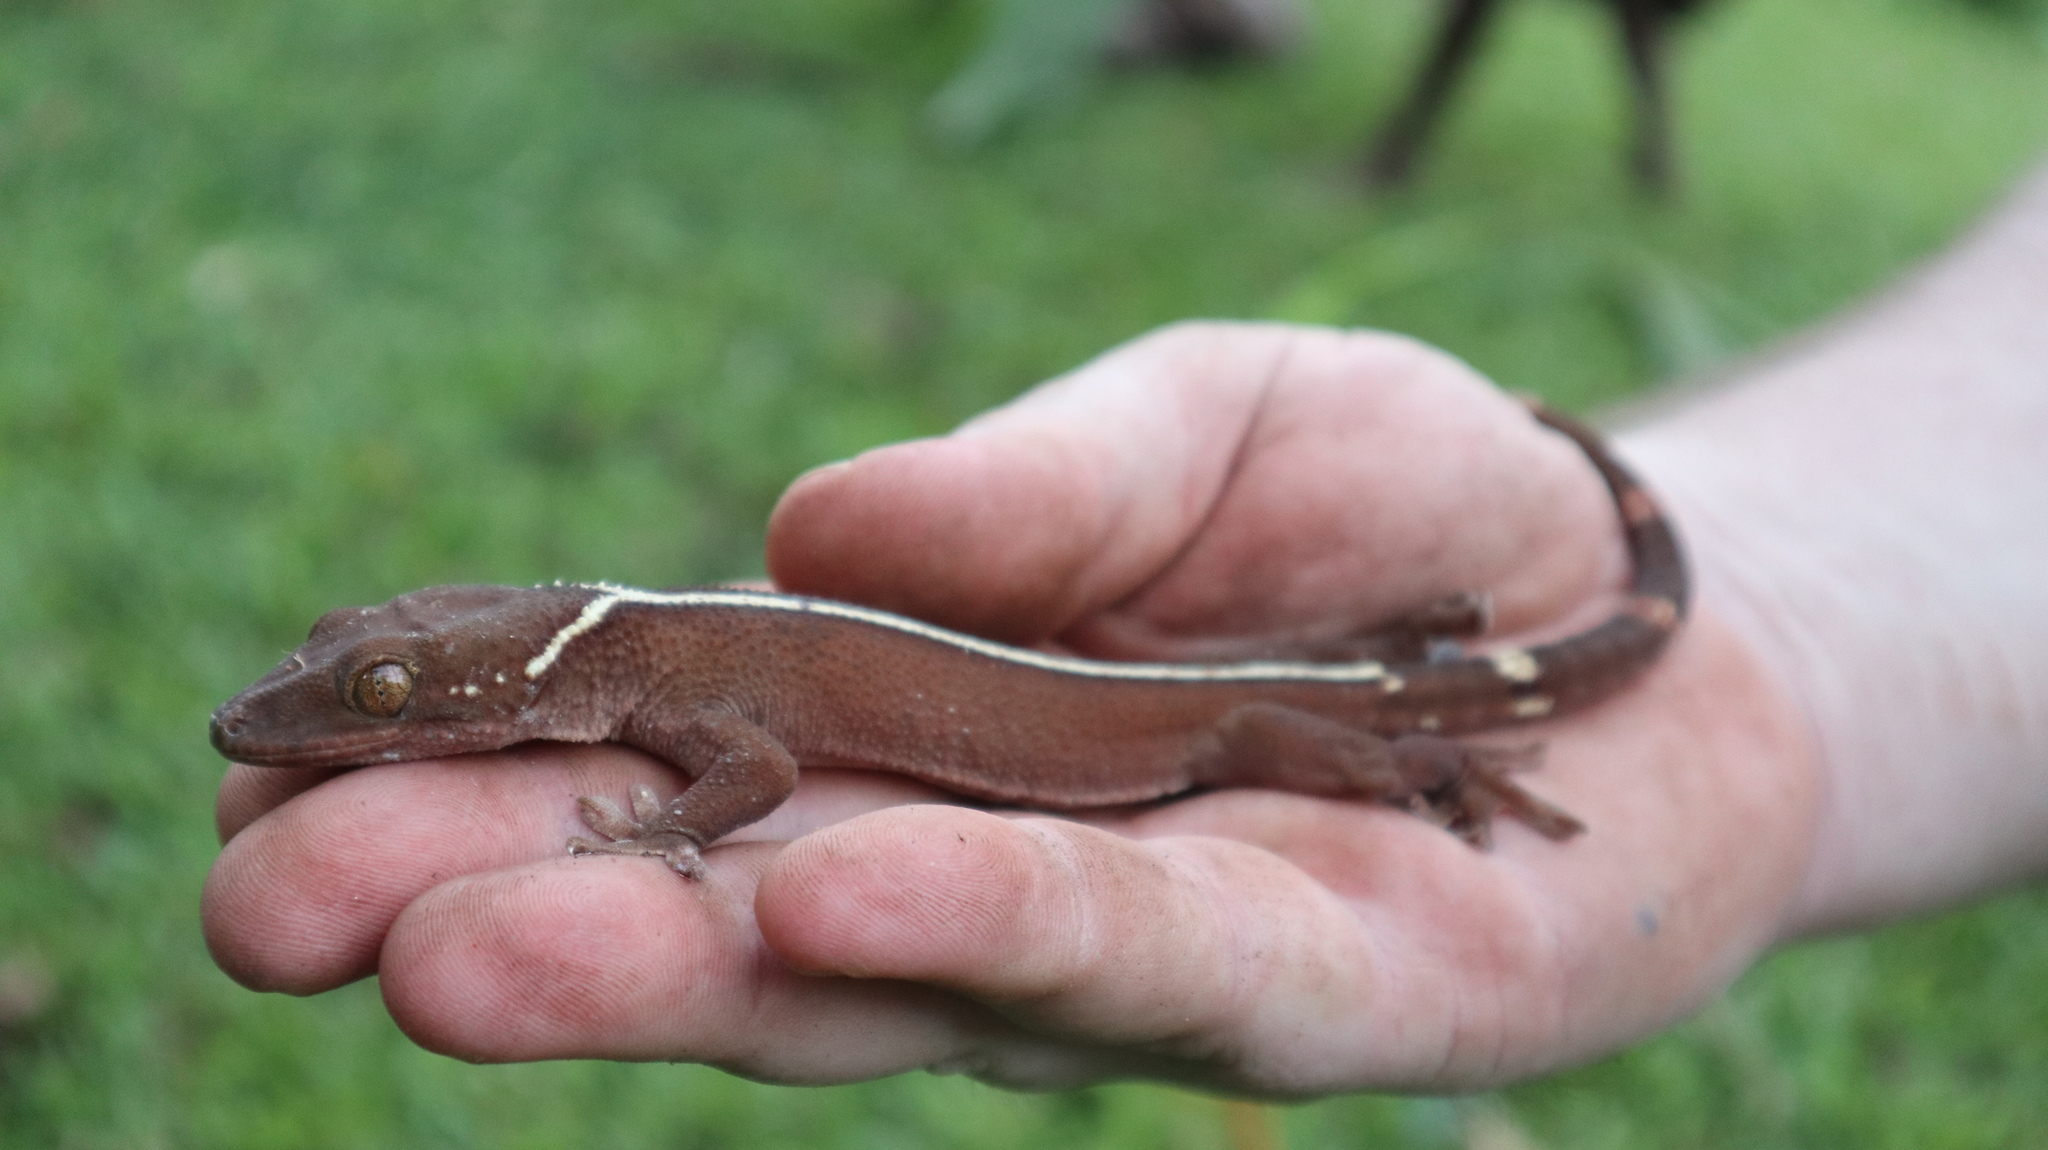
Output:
1367,0,1715,194
1112,0,1715,194
1109,0,1305,61
930,0,1724,195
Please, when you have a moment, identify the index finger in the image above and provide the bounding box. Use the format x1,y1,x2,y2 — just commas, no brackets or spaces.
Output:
765,322,1621,654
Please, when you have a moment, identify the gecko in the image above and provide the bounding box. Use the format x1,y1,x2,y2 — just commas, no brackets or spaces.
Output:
209,403,1687,879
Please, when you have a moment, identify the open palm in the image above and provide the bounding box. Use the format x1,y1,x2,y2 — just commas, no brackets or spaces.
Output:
205,322,1818,1095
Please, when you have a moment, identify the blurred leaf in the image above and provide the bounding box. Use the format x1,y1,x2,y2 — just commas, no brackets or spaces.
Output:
1265,212,1493,325
1607,252,1751,378
924,0,1129,147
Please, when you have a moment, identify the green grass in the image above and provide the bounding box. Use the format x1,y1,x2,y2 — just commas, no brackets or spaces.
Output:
2,0,2046,1144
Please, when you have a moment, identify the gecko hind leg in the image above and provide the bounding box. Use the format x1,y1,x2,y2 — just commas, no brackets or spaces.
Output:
1198,703,1584,845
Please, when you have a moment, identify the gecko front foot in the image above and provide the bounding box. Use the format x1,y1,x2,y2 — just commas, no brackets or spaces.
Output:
567,782,709,879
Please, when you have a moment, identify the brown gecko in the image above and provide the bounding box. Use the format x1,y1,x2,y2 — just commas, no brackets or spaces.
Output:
210,403,1687,878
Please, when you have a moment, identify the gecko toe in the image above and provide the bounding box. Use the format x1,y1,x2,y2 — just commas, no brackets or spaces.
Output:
565,827,710,880
629,782,662,823
662,843,708,879
576,794,642,841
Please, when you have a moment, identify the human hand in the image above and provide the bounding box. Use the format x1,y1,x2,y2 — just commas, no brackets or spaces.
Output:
204,322,1820,1094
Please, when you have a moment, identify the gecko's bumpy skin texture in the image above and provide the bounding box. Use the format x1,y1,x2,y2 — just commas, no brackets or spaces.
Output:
211,404,1688,878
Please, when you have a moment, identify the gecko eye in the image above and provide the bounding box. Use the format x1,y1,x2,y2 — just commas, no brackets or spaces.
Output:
348,662,414,718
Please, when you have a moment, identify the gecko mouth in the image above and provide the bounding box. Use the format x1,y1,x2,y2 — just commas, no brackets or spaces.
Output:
208,715,413,768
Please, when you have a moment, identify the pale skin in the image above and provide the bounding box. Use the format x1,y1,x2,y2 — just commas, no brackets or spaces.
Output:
203,164,2048,1096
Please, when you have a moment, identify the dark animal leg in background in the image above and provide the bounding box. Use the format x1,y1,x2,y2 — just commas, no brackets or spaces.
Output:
1365,0,1503,188
1369,0,1697,192
1616,0,1676,194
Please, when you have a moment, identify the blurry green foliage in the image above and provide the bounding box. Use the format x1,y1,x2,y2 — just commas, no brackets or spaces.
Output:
1,0,2046,1144
926,0,1130,146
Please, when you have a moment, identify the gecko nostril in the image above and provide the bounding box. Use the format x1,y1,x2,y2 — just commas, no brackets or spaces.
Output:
210,712,247,750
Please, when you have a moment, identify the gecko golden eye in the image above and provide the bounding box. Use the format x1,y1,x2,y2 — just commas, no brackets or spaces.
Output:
349,662,414,718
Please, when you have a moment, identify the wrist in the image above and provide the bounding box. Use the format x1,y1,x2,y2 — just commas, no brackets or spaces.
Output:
1618,369,2048,937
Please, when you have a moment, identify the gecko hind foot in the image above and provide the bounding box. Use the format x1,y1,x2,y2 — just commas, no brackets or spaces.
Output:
1389,736,1584,846
1430,745,1584,846
1274,590,1494,664
569,786,709,879
1201,705,1584,847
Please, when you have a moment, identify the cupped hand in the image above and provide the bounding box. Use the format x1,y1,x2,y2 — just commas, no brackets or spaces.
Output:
203,322,1821,1095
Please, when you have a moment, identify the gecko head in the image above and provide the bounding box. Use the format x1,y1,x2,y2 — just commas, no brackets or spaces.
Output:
209,584,586,768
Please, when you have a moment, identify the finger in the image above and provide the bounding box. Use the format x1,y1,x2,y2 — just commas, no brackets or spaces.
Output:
765,321,1283,643
201,745,949,995
1077,330,1615,645
216,763,349,842
204,745,637,993
765,321,1617,652
369,805,1379,1091
753,804,1557,1093
376,849,992,1079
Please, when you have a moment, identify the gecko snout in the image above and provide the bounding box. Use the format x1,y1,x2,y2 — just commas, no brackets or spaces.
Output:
209,709,247,754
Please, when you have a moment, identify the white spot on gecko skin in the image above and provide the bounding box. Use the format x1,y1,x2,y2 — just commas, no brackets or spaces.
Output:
1381,675,1405,693
1490,648,1541,683
524,583,1397,685
447,686,459,695
1417,714,1441,731
463,684,482,697
495,672,507,684
1511,695,1555,718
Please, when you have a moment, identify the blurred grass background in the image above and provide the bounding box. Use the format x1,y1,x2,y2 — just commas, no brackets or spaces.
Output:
3,0,2047,1144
